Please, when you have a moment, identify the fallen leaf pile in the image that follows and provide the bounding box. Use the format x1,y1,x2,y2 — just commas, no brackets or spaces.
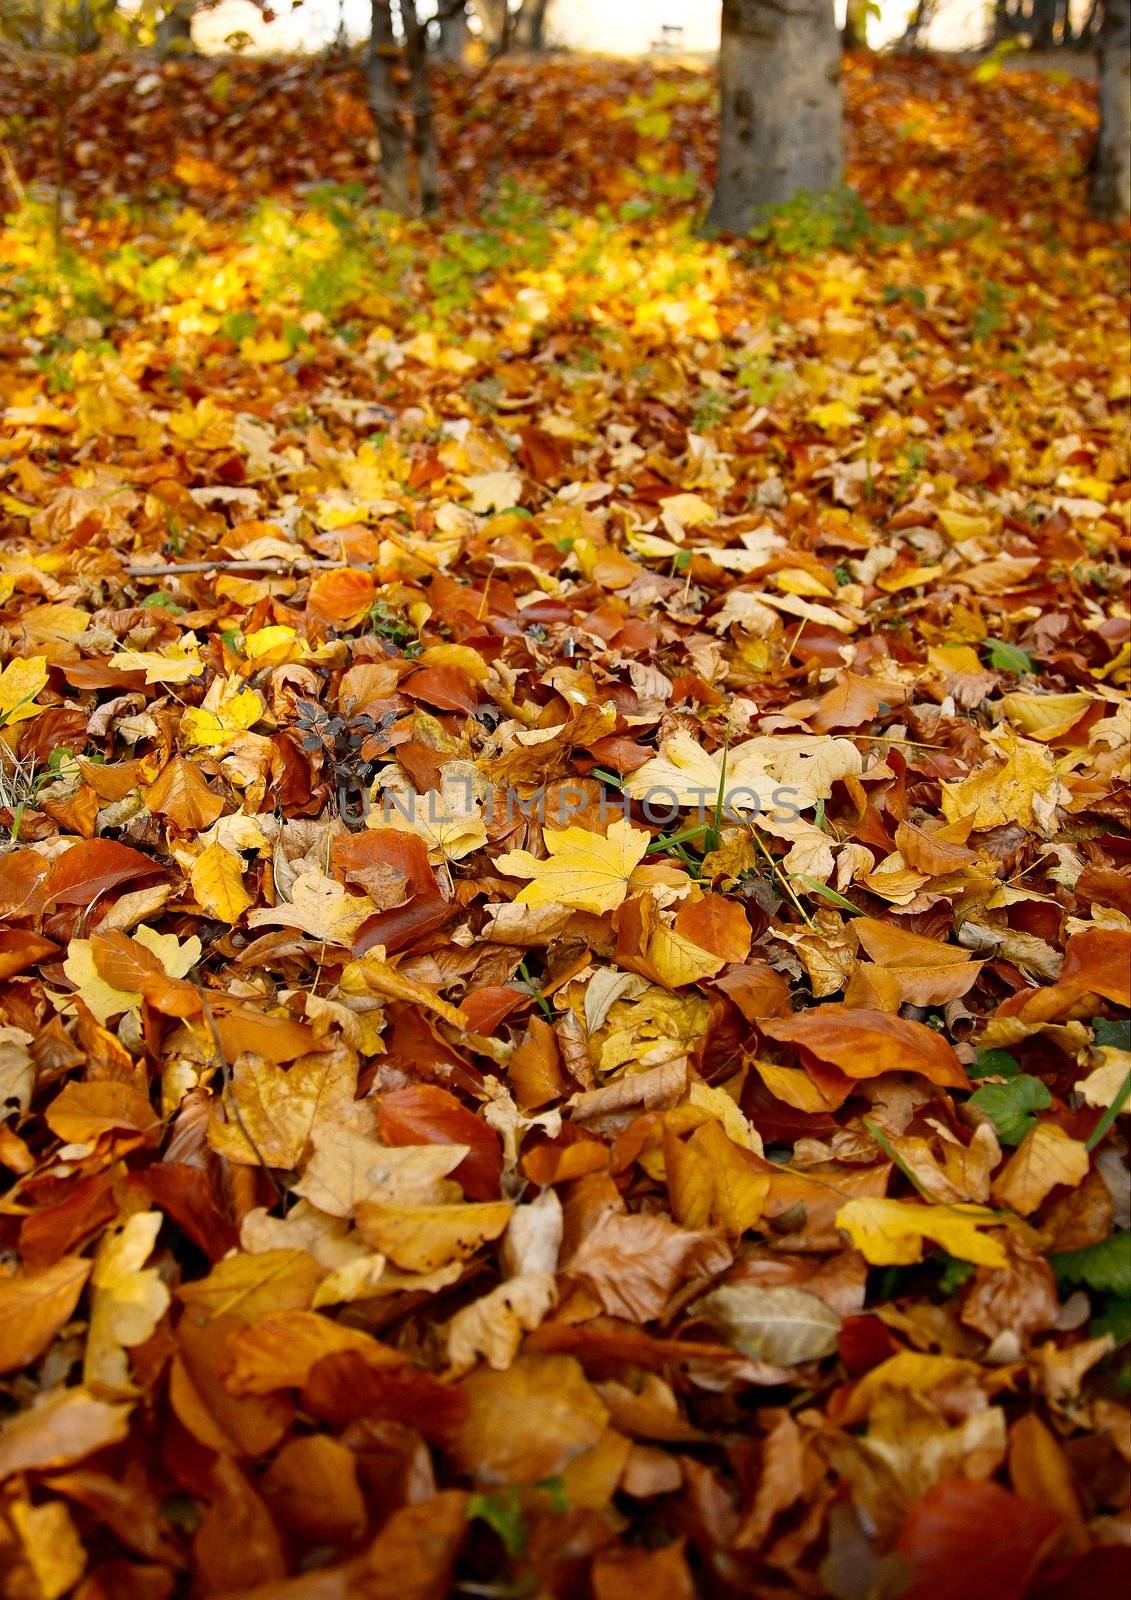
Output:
0,44,1128,1600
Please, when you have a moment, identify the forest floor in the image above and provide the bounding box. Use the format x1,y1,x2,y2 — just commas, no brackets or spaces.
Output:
0,46,1127,1600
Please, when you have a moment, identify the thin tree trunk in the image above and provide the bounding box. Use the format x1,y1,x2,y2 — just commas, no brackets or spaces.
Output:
366,0,412,216
842,0,869,50
436,2,470,61
517,0,551,48
1092,0,1131,217
898,0,935,50
156,0,197,56
706,0,843,235
403,3,440,214
474,0,511,55
1030,0,1058,48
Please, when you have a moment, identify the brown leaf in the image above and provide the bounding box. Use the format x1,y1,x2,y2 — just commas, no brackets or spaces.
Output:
193,1455,286,1593
562,1207,731,1322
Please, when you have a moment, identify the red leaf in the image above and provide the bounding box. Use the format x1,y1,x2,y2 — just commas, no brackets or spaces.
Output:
303,1351,468,1446
377,1084,502,1200
895,1479,1062,1600
45,839,162,907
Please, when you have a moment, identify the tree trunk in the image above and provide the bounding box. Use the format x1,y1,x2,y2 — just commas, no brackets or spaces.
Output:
1030,0,1058,48
367,0,413,216
516,0,551,48
706,0,843,234
156,0,196,56
474,0,511,55
1092,0,1131,217
842,0,870,50
403,3,440,214
898,0,935,50
436,2,471,61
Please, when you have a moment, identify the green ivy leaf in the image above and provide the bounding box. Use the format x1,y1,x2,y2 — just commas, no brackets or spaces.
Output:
1090,1297,1131,1349
1052,1233,1131,1297
467,1488,527,1558
938,1255,975,1296
984,638,1034,674
968,1048,1021,1080
1094,1018,1131,1052
968,1074,1050,1145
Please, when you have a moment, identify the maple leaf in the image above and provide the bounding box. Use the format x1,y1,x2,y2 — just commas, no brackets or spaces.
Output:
63,924,201,1025
180,677,266,749
495,817,650,913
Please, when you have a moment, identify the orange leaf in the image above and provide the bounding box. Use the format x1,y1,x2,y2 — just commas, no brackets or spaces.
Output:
306,567,377,625
760,1005,968,1088
0,1256,91,1374
673,894,751,963
144,756,225,831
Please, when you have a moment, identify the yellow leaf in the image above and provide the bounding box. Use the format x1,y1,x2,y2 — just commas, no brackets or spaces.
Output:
176,1249,320,1323
293,1126,466,1217
356,1200,514,1272
928,644,984,676
941,731,1065,832
808,400,860,431
624,730,862,815
375,761,487,864
10,1499,87,1600
690,1119,769,1236
1075,1048,1131,1109
416,643,490,681
835,1196,1007,1267
645,923,724,988
750,1057,842,1114
191,842,252,923
84,1212,171,1397
664,1125,713,1229
240,331,291,363
990,1123,1090,1216
496,817,650,914
62,924,201,1024
461,470,523,513
226,1310,402,1394
937,508,993,542
999,692,1092,742
207,1048,358,1169
687,1080,763,1155
0,655,49,725
339,951,468,1027
114,645,204,684
180,678,265,749
243,625,305,665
